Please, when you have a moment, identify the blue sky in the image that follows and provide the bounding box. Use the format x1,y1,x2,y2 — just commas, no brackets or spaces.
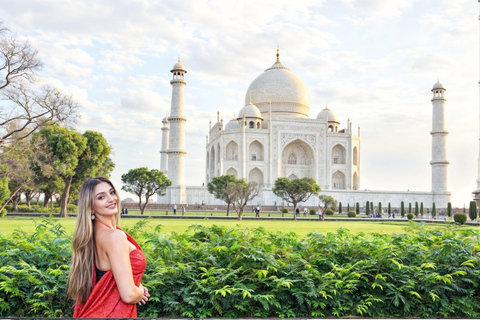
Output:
1,0,477,207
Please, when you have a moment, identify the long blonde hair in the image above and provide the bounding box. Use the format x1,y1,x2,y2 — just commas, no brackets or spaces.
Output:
67,177,121,304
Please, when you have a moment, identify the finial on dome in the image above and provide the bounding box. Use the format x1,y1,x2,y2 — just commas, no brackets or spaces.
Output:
233,113,236,119
248,91,252,103
325,102,328,109
276,44,280,62
178,56,181,63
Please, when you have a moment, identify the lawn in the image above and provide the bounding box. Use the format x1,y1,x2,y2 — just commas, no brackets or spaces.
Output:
0,216,469,238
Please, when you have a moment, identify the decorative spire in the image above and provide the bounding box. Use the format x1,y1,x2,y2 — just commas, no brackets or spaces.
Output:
325,102,328,109
178,56,181,63
248,91,252,103
276,44,280,62
233,113,236,119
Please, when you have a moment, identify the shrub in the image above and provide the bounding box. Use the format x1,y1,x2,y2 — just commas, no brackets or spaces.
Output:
281,208,288,214
453,212,467,225
325,208,334,215
309,209,316,215
67,204,78,213
0,208,6,218
469,201,477,221
407,213,414,220
347,211,356,218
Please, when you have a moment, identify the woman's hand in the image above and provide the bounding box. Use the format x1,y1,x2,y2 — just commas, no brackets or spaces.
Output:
138,285,150,305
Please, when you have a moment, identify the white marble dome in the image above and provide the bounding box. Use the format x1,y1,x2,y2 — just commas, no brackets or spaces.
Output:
224,119,240,131
237,102,263,119
171,58,186,72
317,106,339,123
432,81,445,90
244,50,310,118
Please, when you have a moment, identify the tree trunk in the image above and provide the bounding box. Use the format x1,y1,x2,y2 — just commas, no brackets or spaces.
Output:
25,191,32,207
237,210,243,221
226,203,230,216
60,177,72,218
43,191,51,207
13,193,21,212
293,203,297,221
0,185,23,214
141,199,149,215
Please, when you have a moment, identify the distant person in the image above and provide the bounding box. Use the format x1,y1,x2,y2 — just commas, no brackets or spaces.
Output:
181,205,185,216
121,208,125,215
68,177,149,318
173,204,177,215
296,208,300,216
124,207,128,215
303,207,308,217
316,208,323,220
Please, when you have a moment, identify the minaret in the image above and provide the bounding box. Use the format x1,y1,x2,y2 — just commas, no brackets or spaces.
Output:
160,115,169,175
430,79,449,194
167,58,187,186
473,1,480,203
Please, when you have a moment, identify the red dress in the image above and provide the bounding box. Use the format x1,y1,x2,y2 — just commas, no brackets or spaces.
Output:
73,228,147,318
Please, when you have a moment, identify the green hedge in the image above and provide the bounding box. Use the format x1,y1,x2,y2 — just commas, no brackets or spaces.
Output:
1,219,480,318
347,210,356,218
4,204,78,214
454,213,467,225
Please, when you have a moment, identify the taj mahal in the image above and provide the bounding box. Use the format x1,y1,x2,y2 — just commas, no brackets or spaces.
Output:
158,49,451,210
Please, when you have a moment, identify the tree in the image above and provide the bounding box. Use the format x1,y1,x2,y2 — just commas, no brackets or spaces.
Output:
366,201,370,216
469,201,477,221
2,84,79,149
447,202,452,221
0,177,10,217
318,194,337,212
409,202,412,213
414,202,419,217
378,202,382,214
420,202,424,216
273,177,320,221
207,174,236,216
338,202,342,214
388,202,391,215
121,167,172,215
226,179,260,220
0,21,42,90
356,202,360,215
432,202,436,218
401,201,405,217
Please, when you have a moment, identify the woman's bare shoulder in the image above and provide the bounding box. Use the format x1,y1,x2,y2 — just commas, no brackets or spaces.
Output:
96,227,127,247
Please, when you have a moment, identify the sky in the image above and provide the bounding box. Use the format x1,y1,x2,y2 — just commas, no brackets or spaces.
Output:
1,0,478,207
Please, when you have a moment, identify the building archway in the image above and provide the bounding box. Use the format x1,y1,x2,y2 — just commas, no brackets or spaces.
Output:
226,167,238,177
353,146,358,166
281,139,315,178
332,170,346,189
353,171,359,190
332,144,346,164
226,141,238,161
249,168,264,186
249,140,264,161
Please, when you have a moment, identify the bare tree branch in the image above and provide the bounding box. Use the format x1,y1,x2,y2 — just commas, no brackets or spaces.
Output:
0,21,42,90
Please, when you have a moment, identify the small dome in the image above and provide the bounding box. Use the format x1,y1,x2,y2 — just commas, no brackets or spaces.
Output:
224,119,240,131
317,106,339,123
237,102,263,119
171,57,187,73
432,81,445,90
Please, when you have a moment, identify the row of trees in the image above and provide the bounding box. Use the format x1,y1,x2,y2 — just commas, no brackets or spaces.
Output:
208,175,329,220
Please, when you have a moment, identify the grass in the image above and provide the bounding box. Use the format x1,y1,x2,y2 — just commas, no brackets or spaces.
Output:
0,216,474,238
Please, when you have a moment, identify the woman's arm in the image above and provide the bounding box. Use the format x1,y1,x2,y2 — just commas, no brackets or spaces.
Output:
102,230,144,304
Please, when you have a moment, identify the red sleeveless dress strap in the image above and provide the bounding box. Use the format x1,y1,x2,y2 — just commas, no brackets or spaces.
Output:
73,226,147,318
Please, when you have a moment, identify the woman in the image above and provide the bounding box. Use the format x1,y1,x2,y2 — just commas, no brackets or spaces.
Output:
67,177,150,318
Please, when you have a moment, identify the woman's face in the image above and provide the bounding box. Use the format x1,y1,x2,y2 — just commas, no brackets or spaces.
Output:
92,182,118,217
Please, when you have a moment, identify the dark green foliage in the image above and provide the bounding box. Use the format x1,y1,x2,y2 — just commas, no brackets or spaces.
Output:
366,201,370,215
282,208,288,214
401,201,405,217
388,203,391,215
447,202,452,218
207,175,236,215
432,203,436,218
415,202,419,217
409,202,412,213
347,211,356,218
370,201,373,212
309,209,316,215
469,201,477,221
325,208,334,215
420,202,424,216
2,219,480,318
453,213,467,225
407,213,414,220
338,202,342,214
378,202,382,214
347,203,350,212
355,202,360,215
5,204,77,214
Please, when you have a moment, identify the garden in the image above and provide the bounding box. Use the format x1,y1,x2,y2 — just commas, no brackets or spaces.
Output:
1,218,479,318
